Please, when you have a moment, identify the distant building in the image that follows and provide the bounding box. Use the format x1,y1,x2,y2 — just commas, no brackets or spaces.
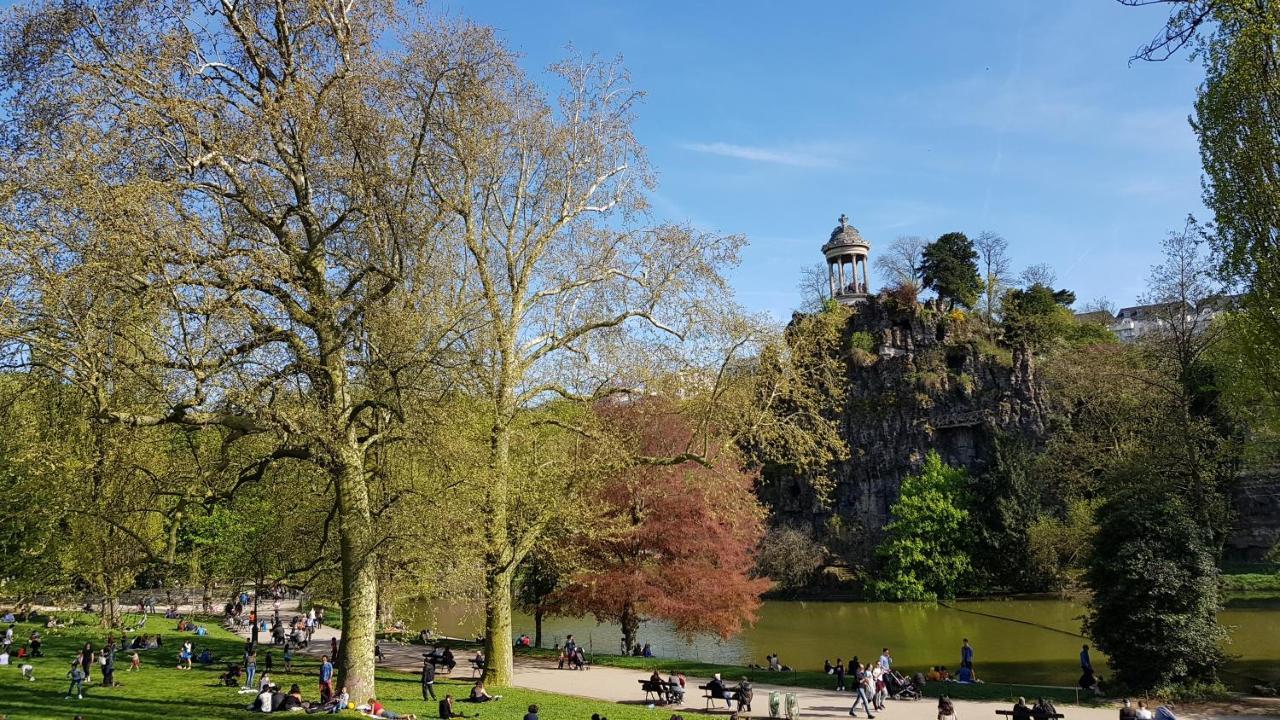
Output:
1078,295,1239,343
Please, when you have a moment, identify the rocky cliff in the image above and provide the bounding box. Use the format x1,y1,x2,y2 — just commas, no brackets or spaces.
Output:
758,298,1046,563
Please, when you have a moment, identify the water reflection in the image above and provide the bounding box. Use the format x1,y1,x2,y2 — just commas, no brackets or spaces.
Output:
399,595,1280,689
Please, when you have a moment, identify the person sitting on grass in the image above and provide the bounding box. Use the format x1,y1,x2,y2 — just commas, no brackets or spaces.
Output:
467,680,501,702
438,694,476,719
524,704,540,720
249,683,274,712
364,697,416,719
280,683,305,711
313,686,350,715
21,662,35,681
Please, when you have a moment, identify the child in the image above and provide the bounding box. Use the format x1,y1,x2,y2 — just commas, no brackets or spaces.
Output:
129,651,140,671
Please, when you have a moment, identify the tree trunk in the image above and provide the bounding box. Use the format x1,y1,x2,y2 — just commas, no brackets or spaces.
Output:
101,596,120,629
483,566,514,686
483,408,515,686
620,603,640,656
334,449,378,701
534,607,544,649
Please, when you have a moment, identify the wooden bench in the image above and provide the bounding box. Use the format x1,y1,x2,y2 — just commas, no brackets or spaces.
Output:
698,685,736,711
420,653,455,674
637,679,684,704
995,711,1064,719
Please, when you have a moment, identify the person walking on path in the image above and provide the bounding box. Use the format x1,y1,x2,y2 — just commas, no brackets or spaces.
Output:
834,658,846,692
1080,645,1092,673
847,663,875,718
420,657,437,701
961,639,973,671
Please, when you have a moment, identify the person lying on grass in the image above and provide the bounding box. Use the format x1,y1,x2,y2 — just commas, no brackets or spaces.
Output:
363,697,416,719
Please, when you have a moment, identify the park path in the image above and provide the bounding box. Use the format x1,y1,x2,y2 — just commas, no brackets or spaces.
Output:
222,600,1146,720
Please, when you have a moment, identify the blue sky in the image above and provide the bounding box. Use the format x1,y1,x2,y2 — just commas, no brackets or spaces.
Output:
439,0,1207,319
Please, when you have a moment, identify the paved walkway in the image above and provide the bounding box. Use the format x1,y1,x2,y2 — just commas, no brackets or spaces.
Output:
225,602,1278,720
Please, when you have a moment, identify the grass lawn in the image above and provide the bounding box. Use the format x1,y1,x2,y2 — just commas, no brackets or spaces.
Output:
0,615,669,720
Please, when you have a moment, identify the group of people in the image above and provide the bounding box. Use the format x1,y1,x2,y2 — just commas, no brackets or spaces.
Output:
64,638,130,699
245,678,364,715
821,647,902,717
1,624,43,660
628,642,654,657
641,669,688,705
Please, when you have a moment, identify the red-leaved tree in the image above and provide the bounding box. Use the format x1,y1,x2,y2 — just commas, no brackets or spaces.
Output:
551,399,771,652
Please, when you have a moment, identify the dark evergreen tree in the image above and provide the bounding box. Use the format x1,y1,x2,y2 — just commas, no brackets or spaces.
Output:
920,232,981,309
967,437,1048,593
1084,487,1225,691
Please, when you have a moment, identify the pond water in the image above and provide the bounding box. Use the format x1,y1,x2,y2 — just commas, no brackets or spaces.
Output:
401,594,1280,689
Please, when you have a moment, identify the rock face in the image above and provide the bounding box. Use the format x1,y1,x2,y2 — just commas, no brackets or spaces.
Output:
1228,470,1280,562
759,298,1280,568
759,299,1047,562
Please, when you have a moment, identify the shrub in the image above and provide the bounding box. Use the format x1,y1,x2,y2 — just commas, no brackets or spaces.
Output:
753,526,827,592
883,282,919,313
849,331,875,354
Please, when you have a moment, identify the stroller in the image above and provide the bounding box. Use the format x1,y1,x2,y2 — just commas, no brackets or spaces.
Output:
888,670,921,700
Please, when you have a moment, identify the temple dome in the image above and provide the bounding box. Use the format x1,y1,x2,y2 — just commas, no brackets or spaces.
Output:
822,215,869,254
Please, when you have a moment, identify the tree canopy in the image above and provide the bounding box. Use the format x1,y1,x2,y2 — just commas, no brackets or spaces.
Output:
920,232,982,309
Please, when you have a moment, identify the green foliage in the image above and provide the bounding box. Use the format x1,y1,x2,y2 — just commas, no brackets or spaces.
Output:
747,305,851,506
967,438,1051,593
1206,312,1280,468
872,451,971,600
1218,572,1280,592
920,232,982,309
1026,499,1099,589
1189,2,1280,402
1001,283,1070,349
848,331,875,354
1084,490,1226,691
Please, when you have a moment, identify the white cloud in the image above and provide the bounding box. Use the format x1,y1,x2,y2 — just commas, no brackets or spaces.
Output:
680,141,836,168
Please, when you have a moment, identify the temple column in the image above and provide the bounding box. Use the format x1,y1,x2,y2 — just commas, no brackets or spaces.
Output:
828,262,836,298
861,257,869,294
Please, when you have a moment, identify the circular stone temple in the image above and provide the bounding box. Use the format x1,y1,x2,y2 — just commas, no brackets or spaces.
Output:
821,213,871,305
